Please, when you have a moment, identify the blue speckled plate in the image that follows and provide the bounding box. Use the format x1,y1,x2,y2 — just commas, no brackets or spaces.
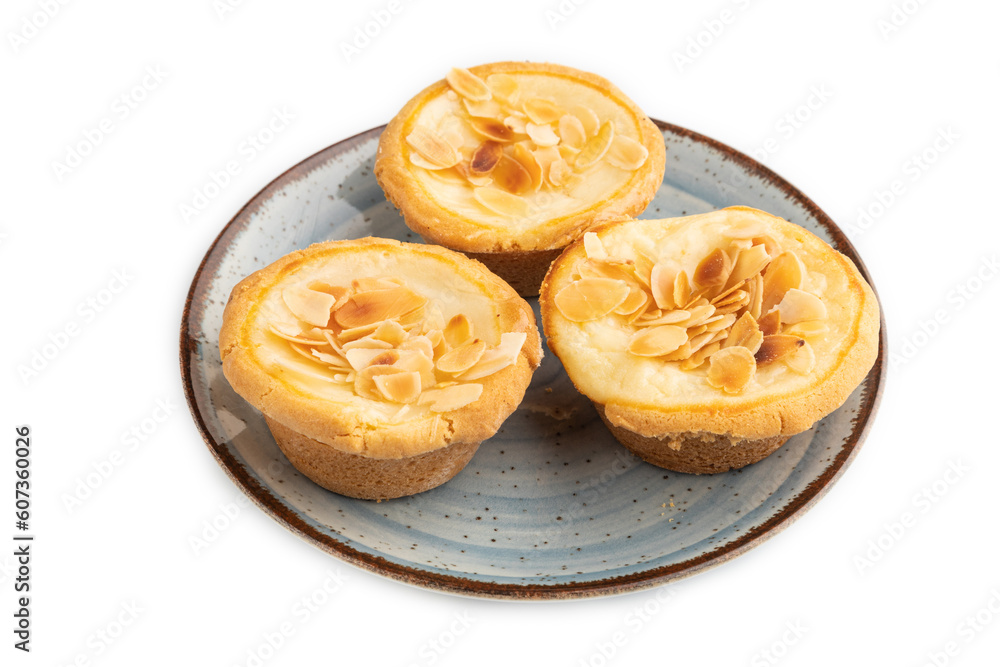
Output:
181,121,885,599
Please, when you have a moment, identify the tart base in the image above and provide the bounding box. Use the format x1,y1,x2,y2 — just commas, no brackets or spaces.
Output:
594,404,789,475
462,246,563,298
265,417,480,500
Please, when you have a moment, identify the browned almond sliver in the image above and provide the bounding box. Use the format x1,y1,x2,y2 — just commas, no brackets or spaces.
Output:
472,187,530,217
693,248,733,291
436,340,487,374
757,309,781,336
672,269,692,309
582,232,607,260
680,341,722,371
613,286,648,316
604,135,649,171
724,312,760,349
761,251,804,315
420,383,484,412
509,143,543,191
406,126,459,169
491,155,533,195
486,73,518,103
469,141,503,176
443,313,474,348
574,121,614,170
468,117,518,143
282,285,336,328
446,67,491,101
334,286,427,329
554,278,630,322
707,346,756,393
726,244,772,289
754,334,804,366
628,325,687,357
374,371,422,404
523,98,564,124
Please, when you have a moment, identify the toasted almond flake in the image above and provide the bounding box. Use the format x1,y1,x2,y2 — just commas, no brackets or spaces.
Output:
569,104,600,136
458,332,526,381
681,303,717,329
713,291,751,315
761,251,804,315
523,98,564,124
554,278,630,322
672,269,691,309
409,152,452,170
547,159,571,187
355,366,404,401
754,334,805,366
509,143,542,191
628,325,687,357
748,273,764,320
406,126,459,168
397,335,433,361
436,339,487,374
491,155,533,195
352,276,400,292
338,321,384,342
454,161,492,187
334,286,427,329
605,134,649,171
583,232,607,259
660,342,694,361
344,347,390,371
311,348,351,368
633,309,691,327
687,324,708,338
469,141,503,176
526,122,560,147
446,67,491,101
705,312,737,333
341,337,393,351
613,285,648,316
726,244,772,289
577,258,636,282
558,114,587,149
757,309,781,336
370,320,406,346
784,340,816,374
632,253,655,288
486,73,518,103
420,383,484,412
289,342,322,364
680,341,721,371
649,263,676,310
307,281,350,303
783,320,829,338
443,313,474,348
693,248,733,291
711,280,748,305
321,330,346,357
395,349,436,389
752,234,783,257
463,96,504,119
468,116,518,143
269,322,329,345
373,371,422,404
472,186,530,217
707,346,756,393
282,284,336,327
776,288,827,325
688,330,718,353
574,120,614,170
503,114,528,134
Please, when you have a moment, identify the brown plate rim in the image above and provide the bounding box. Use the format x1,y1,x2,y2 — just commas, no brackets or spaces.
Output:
179,119,887,600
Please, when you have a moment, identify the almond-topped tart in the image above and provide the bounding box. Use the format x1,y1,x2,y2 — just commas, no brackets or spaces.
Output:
220,238,542,500
375,61,666,297
540,207,880,474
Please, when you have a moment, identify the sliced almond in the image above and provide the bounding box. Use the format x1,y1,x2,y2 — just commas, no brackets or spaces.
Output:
553,278,630,322
633,309,690,327
469,141,503,176
341,336,393,351
509,143,543,191
577,258,636,283
558,114,587,149
693,248,733,291
583,232,607,259
649,263,676,310
547,159,572,187
757,309,781,336
457,332,526,381
443,313,474,348
334,286,427,329
681,303,717,329
420,383,484,412
352,276,399,292
344,347,395,371
783,321,829,338
394,349,436,389
406,127,459,169
282,284,336,328
468,117,518,143
574,120,614,170
354,366,404,401
523,98,564,124
337,321,384,343
374,371,422,404
613,285,648,316
569,104,600,136
752,234,783,258
628,325,687,357
748,273,764,320
605,134,649,170
754,334,805,366
371,320,408,347
486,73,518,103
472,186,530,217
436,339,487,374
503,114,528,134
526,122,560,147
776,288,827,325
707,346,756,393
446,67,491,101
463,97,504,119
660,342,694,362
491,155,533,195
761,251,804,315
705,312,738,333
269,322,329,346
726,244,772,289
680,341,721,371
784,340,816,374
672,269,691,309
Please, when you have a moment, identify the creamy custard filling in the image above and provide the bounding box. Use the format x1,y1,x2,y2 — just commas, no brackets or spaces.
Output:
406,67,650,231
251,260,526,421
552,216,836,398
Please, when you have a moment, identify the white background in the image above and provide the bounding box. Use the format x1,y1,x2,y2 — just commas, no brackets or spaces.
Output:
4,0,999,665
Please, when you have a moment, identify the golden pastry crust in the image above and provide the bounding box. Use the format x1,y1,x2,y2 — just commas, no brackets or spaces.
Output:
220,238,542,461
540,207,880,445
375,61,666,256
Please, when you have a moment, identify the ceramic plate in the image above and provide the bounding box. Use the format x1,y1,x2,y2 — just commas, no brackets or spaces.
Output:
181,121,886,599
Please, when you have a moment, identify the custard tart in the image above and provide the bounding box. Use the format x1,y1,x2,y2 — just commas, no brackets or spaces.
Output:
220,238,542,499
375,61,666,296
539,207,880,474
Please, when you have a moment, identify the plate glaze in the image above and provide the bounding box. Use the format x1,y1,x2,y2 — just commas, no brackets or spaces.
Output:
181,121,886,599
